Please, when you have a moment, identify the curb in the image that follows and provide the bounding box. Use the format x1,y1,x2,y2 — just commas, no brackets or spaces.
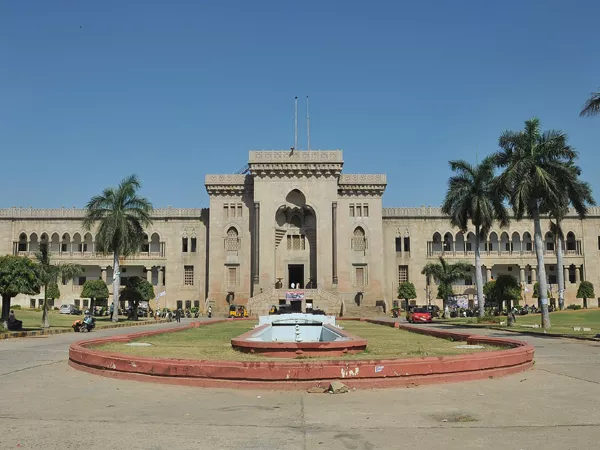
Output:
437,321,600,342
1,319,170,340
69,318,534,390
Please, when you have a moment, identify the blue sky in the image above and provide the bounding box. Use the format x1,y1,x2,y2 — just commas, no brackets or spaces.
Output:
1,0,599,208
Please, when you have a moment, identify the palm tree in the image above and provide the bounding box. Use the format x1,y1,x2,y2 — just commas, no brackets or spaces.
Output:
35,243,83,328
83,175,153,322
545,164,594,311
580,90,600,117
441,156,509,318
493,118,595,329
421,256,472,317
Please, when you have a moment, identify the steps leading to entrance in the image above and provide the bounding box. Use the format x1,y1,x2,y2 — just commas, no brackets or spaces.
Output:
343,304,385,318
247,288,343,316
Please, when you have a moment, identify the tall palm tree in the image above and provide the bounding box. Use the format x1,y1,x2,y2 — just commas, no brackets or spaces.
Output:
544,164,594,311
493,118,595,329
580,90,600,117
441,156,509,318
35,243,83,328
421,256,472,317
83,175,153,322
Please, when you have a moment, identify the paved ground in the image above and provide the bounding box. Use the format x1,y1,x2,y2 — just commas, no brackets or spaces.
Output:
1,319,599,449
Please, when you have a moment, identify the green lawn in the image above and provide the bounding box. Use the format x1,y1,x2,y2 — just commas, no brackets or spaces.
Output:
92,320,502,361
441,309,600,337
4,309,139,331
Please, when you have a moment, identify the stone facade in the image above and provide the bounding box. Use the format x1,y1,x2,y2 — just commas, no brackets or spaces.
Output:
2,150,599,313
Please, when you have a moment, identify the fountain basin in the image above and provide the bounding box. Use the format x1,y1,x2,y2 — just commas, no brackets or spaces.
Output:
231,315,367,358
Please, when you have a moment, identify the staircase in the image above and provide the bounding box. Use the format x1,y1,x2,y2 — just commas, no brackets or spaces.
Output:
247,287,343,317
343,303,385,318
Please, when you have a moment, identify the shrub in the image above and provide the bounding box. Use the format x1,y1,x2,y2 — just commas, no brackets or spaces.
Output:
567,304,582,310
11,305,22,310
478,314,502,324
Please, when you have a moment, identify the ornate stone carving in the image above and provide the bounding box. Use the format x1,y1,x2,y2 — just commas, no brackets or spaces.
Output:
249,150,343,163
339,174,387,184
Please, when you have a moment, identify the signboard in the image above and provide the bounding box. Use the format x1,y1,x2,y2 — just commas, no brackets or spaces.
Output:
448,294,469,309
285,291,305,302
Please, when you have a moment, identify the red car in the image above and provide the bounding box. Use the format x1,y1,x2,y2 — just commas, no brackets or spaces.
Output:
406,307,432,324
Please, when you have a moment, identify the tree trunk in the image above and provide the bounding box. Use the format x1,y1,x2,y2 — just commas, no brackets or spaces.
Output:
556,228,565,311
112,252,120,322
132,300,139,321
41,283,50,329
90,298,95,315
1,294,11,328
532,206,551,329
506,297,514,326
474,225,484,318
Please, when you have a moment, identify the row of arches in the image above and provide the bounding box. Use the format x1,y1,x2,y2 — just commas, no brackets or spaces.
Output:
431,230,579,253
16,232,162,253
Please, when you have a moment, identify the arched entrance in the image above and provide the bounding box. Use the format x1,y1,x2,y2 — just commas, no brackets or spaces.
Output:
274,189,317,291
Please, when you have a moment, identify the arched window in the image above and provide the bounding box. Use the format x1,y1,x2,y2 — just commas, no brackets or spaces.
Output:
225,227,240,251
352,227,366,252
566,232,577,252
17,233,27,252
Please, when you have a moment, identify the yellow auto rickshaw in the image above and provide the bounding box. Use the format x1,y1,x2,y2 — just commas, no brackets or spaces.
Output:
228,304,249,318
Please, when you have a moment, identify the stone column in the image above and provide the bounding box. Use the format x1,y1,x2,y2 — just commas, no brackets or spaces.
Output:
564,266,569,284
531,267,537,283
146,267,153,283
519,267,525,284
100,266,107,283
253,202,260,285
575,265,581,283
332,202,338,285
486,267,492,282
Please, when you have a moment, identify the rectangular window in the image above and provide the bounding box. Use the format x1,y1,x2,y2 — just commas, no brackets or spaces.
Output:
228,267,237,286
185,300,192,310
74,299,81,308
526,242,532,251
527,276,532,284
224,205,229,218
83,299,89,308
547,242,555,251
237,204,243,217
403,237,410,253
548,275,557,284
78,277,86,286
191,238,197,253
30,298,36,308
363,204,369,217
18,242,27,252
61,243,67,252
508,266,512,272
194,300,200,308
142,243,149,252
82,243,88,252
356,205,362,217
465,277,473,285
355,267,366,287
349,205,355,217
38,299,43,308
395,237,402,252
176,300,183,310
598,236,600,250
182,237,188,252
398,265,408,284
505,243,511,251
465,242,472,251
184,265,194,286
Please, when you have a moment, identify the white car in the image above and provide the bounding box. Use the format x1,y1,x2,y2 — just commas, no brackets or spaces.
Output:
59,304,75,314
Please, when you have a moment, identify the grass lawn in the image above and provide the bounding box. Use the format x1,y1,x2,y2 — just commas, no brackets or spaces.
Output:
440,309,600,338
4,309,140,331
92,320,503,361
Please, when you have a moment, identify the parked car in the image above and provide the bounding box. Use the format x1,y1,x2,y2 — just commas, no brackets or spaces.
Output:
59,304,76,315
406,307,432,324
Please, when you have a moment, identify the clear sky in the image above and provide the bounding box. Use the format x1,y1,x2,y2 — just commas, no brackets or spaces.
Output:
1,0,599,209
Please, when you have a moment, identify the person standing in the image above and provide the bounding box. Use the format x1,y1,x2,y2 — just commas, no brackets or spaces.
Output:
175,308,181,323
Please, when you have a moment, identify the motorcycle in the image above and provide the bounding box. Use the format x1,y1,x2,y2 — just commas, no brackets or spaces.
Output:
73,312,96,333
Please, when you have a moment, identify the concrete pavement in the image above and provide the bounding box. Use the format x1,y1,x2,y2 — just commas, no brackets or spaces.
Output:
1,320,599,449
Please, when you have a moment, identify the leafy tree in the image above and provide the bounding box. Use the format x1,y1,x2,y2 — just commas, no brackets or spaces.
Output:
81,279,109,314
493,117,595,329
46,283,61,303
0,255,42,328
483,280,498,308
532,282,550,300
494,275,521,325
576,281,595,308
421,256,471,317
580,89,600,117
397,282,417,310
442,156,509,319
83,175,153,322
120,276,154,320
35,243,83,328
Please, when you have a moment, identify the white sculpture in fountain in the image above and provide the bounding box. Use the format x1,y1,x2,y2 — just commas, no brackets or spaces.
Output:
294,324,303,342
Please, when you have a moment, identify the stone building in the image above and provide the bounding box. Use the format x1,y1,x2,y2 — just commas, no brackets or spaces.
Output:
1,150,598,313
